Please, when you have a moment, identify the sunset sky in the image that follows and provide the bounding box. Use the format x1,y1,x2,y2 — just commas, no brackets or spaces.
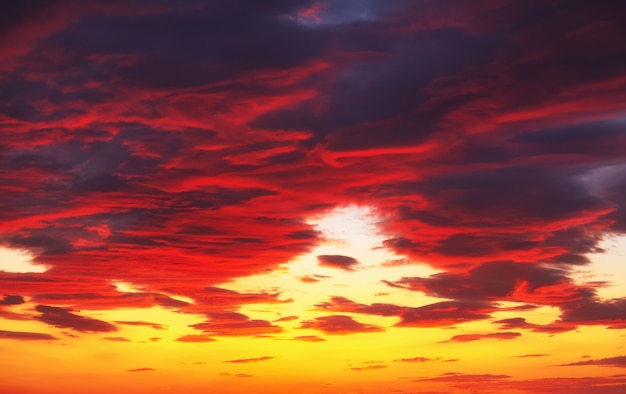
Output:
1,1,626,393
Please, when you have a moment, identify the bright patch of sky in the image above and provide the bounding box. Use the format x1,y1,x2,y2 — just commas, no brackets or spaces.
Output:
0,247,48,273
224,205,441,325
579,234,626,299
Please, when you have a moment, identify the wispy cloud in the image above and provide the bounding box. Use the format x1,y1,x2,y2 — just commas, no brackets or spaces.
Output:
557,356,626,368
0,330,57,341
224,356,275,364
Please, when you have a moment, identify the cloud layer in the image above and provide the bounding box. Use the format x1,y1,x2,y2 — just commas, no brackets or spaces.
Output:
0,2,625,392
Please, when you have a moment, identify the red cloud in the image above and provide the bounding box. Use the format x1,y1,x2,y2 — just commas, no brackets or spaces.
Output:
0,309,30,321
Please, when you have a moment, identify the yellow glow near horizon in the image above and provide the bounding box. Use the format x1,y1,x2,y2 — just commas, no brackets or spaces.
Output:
2,206,626,394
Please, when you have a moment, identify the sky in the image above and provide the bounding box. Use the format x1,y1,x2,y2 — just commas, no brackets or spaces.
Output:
0,1,625,393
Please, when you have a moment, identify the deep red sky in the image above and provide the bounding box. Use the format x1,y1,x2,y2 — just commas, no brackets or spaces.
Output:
1,1,626,393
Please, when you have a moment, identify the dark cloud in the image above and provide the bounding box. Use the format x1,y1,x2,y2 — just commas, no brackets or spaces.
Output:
384,261,595,306
494,317,574,334
377,167,614,278
396,300,496,327
254,18,500,152
317,255,360,271
34,305,117,333
114,321,165,330
299,315,384,335
88,3,322,88
0,295,24,305
560,297,626,326
414,166,603,221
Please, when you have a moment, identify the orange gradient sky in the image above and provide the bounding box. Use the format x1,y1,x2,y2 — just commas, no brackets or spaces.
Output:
1,1,626,393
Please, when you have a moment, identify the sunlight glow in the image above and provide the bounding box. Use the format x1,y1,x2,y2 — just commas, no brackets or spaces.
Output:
579,234,626,299
0,247,48,273
225,204,441,318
